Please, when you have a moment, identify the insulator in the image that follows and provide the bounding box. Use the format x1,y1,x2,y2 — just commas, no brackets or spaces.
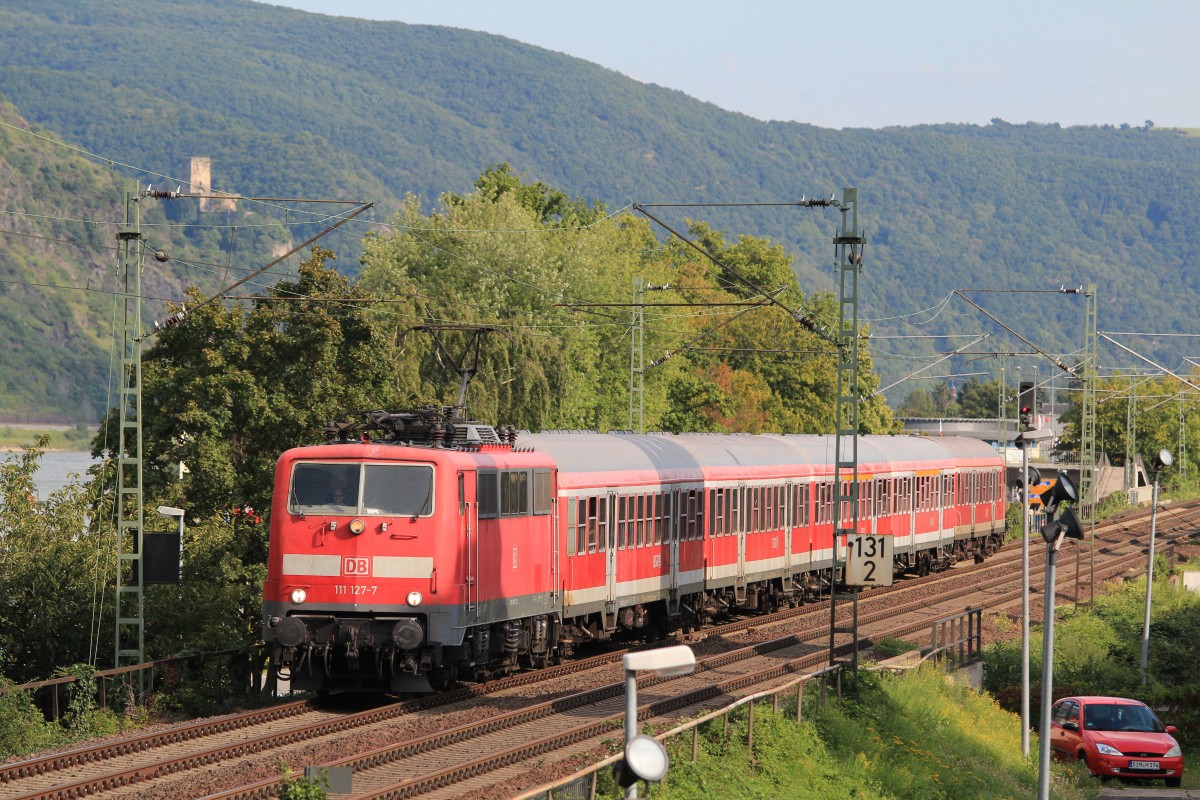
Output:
157,311,186,330
146,189,179,200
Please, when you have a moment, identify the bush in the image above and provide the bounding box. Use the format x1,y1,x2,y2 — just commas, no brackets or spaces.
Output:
279,763,328,799
0,681,61,759
53,664,120,741
873,637,919,659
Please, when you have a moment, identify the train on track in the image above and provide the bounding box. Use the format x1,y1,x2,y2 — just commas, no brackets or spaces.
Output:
263,408,1006,692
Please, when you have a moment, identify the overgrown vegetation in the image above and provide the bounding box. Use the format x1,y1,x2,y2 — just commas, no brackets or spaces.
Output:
278,763,328,800
624,668,1097,799
985,555,1200,757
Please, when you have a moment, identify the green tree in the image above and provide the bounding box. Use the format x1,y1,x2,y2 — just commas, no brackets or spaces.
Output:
957,378,1005,418
359,171,897,435
932,382,956,415
359,174,661,431
95,247,397,520
0,439,106,683
897,386,937,418
1056,373,1195,476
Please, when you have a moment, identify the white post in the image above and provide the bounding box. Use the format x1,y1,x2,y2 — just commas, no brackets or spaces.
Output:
1140,472,1161,687
1021,445,1031,757
625,668,639,800
1037,534,1062,800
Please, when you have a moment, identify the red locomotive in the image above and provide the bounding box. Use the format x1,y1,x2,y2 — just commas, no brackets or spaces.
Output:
262,409,1005,692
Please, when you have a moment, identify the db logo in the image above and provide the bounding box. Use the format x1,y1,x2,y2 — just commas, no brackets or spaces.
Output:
342,557,370,576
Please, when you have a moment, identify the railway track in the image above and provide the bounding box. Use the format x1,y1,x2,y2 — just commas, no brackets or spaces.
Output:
3,500,1197,800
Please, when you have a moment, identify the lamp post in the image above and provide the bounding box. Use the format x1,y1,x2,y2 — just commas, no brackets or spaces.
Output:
1141,449,1172,688
619,646,696,799
1013,427,1050,757
1036,472,1085,800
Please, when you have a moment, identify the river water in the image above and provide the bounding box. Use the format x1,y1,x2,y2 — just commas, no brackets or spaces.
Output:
1,450,99,500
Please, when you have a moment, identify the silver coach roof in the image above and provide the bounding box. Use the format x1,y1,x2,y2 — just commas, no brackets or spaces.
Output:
520,431,997,488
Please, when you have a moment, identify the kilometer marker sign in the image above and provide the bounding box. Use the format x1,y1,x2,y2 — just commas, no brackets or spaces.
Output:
845,533,893,586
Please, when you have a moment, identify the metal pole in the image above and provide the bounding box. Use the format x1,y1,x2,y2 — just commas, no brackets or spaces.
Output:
1037,536,1061,800
1021,444,1031,757
629,277,644,433
625,669,638,800
1140,473,1161,687
114,181,145,685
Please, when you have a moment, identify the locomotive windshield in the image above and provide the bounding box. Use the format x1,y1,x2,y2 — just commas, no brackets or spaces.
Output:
289,462,434,516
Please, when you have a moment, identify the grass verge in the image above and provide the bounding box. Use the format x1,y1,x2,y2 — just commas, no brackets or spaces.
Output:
610,667,1098,800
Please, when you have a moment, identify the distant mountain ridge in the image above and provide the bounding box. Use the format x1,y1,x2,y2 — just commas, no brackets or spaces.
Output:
1,0,1200,420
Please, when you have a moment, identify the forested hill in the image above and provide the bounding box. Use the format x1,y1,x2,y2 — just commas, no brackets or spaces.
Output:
2,0,1200,421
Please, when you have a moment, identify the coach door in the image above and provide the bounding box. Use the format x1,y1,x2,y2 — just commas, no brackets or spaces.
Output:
783,482,794,579
736,484,748,599
668,490,681,614
460,472,478,617
603,491,617,629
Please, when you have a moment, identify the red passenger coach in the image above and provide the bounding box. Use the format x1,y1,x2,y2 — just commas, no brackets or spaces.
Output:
263,409,1005,693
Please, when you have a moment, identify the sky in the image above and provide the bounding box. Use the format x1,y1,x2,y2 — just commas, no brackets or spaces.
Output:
265,0,1199,130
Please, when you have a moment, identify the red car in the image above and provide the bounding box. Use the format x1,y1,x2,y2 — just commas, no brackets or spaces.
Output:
1049,696,1184,786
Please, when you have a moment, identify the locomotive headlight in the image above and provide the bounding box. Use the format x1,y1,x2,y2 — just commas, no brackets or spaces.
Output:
290,587,307,605
406,591,423,607
348,518,366,535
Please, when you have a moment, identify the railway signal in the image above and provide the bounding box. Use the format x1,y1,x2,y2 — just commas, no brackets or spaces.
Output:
1019,380,1036,427
1036,470,1085,800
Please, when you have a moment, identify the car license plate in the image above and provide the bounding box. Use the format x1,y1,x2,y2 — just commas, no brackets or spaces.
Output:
1128,760,1159,770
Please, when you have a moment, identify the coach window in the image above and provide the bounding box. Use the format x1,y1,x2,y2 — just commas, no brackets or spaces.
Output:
500,470,529,516
633,494,644,547
533,469,552,515
662,493,673,542
360,463,436,517
585,497,600,553
678,492,689,540
567,497,578,554
662,494,672,544
648,494,658,545
616,495,628,549
477,470,499,519
576,498,588,555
